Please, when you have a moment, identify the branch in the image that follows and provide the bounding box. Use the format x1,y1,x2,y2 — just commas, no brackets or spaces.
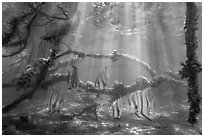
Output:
2,42,27,57
2,11,34,46
35,4,69,21
164,70,181,80
40,73,70,90
3,13,38,57
31,20,51,27
120,54,157,77
56,49,156,77
49,56,82,74
57,5,69,19
29,5,69,27
2,3,60,57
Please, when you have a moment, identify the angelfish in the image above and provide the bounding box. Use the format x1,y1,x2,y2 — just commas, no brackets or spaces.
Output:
95,66,108,89
48,88,64,115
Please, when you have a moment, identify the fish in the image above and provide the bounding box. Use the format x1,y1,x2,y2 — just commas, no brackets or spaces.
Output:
48,88,64,115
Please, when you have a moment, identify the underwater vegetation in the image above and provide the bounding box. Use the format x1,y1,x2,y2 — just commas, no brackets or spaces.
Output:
2,2,202,135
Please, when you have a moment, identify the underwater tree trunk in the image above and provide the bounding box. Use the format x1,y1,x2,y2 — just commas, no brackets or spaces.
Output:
179,2,202,125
